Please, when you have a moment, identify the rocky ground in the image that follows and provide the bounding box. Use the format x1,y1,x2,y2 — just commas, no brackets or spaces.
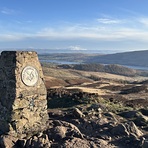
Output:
0,65,148,148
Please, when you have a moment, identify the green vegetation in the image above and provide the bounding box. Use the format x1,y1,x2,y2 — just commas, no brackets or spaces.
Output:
105,101,133,114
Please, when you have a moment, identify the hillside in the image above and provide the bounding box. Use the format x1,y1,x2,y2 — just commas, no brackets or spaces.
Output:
43,65,148,148
39,50,148,69
2,65,148,148
85,50,148,67
42,64,148,89
39,53,99,63
59,63,139,77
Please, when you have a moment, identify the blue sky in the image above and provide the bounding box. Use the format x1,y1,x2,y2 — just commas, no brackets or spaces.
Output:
1,0,148,52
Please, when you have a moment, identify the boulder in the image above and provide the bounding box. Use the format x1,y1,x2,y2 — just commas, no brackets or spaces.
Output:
47,120,83,141
111,123,129,136
135,112,148,126
140,108,148,116
24,134,51,148
52,126,67,140
0,135,18,148
62,138,91,148
125,121,143,137
73,108,85,118
142,139,148,148
119,110,137,118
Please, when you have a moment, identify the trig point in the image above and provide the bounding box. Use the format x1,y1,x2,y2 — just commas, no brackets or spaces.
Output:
0,51,48,138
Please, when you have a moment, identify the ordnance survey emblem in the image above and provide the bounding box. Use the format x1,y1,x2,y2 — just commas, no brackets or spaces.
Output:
22,66,39,86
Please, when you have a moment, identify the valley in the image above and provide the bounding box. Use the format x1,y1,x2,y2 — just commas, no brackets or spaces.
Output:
41,62,148,148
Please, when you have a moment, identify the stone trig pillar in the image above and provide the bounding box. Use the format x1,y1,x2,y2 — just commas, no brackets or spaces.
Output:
0,51,48,138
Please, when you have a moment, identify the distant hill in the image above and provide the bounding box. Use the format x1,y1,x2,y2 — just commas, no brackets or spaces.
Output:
85,50,148,67
39,50,148,68
59,64,139,77
39,53,100,63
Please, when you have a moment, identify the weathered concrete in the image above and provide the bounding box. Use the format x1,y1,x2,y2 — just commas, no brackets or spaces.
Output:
0,51,48,138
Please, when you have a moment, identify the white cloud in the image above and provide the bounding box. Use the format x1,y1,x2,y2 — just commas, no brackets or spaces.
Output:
0,33,28,42
36,23,148,42
2,16,148,44
138,17,148,26
2,26,147,43
69,45,87,50
97,18,122,24
1,7,16,15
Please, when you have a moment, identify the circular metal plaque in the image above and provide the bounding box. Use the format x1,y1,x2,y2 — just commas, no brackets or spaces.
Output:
21,66,39,86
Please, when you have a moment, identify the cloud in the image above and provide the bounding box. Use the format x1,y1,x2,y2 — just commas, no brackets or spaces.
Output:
0,33,28,42
2,25,148,43
1,7,16,15
1,16,148,44
97,18,122,24
138,17,148,26
69,45,87,50
36,23,148,42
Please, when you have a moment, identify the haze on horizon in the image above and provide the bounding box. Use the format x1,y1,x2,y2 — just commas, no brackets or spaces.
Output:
1,0,148,53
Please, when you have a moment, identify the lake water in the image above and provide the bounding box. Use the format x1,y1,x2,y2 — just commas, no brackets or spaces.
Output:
39,59,148,71
120,65,148,71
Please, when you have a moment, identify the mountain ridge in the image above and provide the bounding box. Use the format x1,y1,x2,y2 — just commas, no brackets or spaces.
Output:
85,50,148,67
